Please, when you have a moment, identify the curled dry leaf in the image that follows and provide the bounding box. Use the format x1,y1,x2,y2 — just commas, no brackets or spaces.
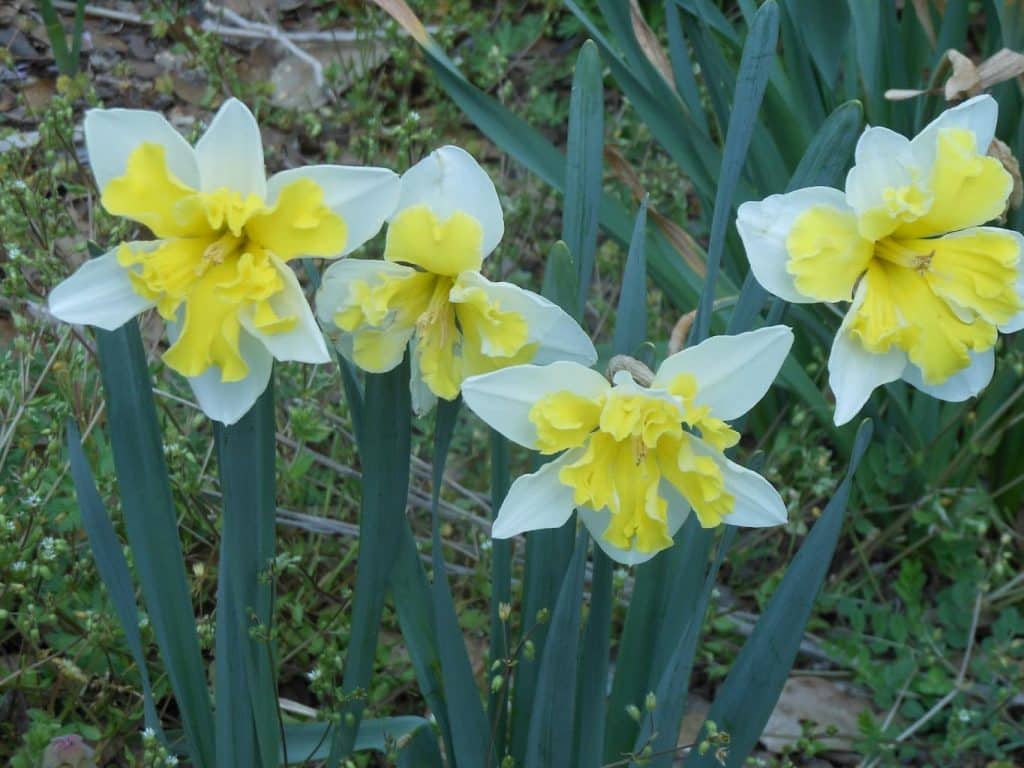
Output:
988,137,1023,211
629,0,674,86
668,309,696,354
886,47,1024,102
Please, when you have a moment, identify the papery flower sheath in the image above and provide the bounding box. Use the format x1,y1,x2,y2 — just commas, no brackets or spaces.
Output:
315,145,597,413
461,326,793,565
737,95,1024,425
48,99,399,424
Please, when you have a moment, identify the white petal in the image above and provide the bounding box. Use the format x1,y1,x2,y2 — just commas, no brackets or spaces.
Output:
452,272,597,367
902,348,995,401
265,165,400,256
176,325,273,425
736,187,850,304
715,455,787,528
651,325,793,421
828,295,908,426
461,361,609,450
911,94,998,168
47,243,157,330
315,258,418,374
84,108,198,192
194,98,266,198
844,126,920,239
393,145,503,257
579,485,689,566
491,450,580,539
409,338,438,417
240,256,329,364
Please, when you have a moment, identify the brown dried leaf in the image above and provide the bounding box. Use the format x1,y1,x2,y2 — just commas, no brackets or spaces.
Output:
668,310,696,354
910,0,937,48
629,0,674,86
604,145,706,277
371,0,430,45
989,137,1023,211
944,49,980,100
976,48,1024,90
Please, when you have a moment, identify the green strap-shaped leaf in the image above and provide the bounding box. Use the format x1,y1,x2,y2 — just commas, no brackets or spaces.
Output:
430,397,493,766
486,429,512,757
686,420,873,767
635,528,736,767
94,320,214,767
692,0,779,343
612,198,649,356
784,0,850,89
525,532,588,768
65,421,161,735
214,381,281,768
389,522,456,765
541,241,579,320
283,717,439,764
664,0,710,137
564,40,604,315
327,359,412,763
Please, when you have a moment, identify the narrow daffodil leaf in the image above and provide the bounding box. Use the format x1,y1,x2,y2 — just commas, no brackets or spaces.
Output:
564,40,604,314
636,528,736,767
429,397,494,766
487,429,512,757
786,0,849,89
65,421,161,735
686,420,873,767
327,359,412,763
525,531,588,768
214,381,280,768
665,0,710,136
283,717,438,764
389,522,457,765
612,198,649,356
571,548,613,768
692,0,779,343
94,318,215,768
541,240,580,320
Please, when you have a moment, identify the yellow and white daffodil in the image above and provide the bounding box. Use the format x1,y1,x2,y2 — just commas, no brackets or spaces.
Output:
461,326,793,565
48,99,399,424
737,95,1024,425
315,145,597,413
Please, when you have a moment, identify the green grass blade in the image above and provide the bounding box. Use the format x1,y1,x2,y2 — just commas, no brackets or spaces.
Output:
429,397,493,767
69,0,86,62
686,420,873,767
487,429,512,757
525,532,588,768
37,0,73,74
847,0,885,122
327,359,412,763
564,40,604,314
693,0,780,343
65,421,161,735
612,198,649,356
215,381,281,768
94,319,214,767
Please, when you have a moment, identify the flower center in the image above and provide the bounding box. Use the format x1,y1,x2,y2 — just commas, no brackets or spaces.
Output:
529,377,736,554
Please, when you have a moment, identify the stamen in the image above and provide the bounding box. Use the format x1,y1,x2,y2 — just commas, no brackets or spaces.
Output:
202,232,245,266
875,238,933,274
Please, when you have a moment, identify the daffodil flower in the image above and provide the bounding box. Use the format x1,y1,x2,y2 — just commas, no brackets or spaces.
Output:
737,95,1024,425
48,99,399,424
461,326,793,565
315,145,597,412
